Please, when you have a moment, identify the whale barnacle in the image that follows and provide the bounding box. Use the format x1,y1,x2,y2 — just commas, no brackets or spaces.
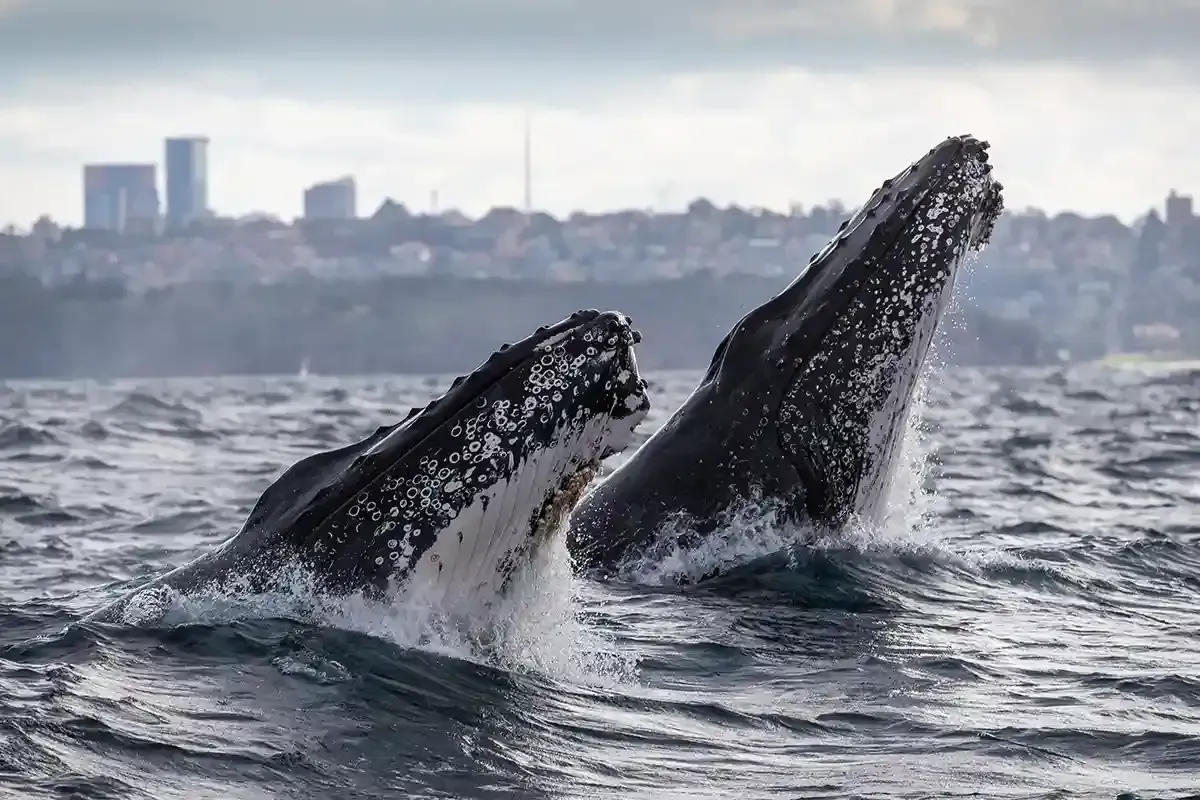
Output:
499,343,511,351
451,375,465,388
536,326,548,334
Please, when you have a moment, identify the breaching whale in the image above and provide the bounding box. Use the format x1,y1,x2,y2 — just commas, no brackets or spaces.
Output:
89,310,651,624
566,135,1004,576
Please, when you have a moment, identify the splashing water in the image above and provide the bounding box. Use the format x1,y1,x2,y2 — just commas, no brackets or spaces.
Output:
620,359,949,588
485,536,637,685
869,245,993,550
102,534,636,686
876,365,939,540
97,343,954,688
618,497,802,586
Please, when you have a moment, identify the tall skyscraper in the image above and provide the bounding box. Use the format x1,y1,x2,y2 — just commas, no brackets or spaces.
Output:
164,136,209,229
303,177,357,220
82,164,159,234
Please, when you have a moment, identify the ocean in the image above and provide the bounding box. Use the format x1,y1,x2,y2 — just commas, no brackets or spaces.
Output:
0,366,1198,799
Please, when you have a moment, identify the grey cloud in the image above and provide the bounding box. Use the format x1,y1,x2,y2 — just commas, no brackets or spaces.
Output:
3,0,1199,82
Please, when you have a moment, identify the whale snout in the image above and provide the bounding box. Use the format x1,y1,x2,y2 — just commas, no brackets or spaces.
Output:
595,312,651,421
583,310,642,351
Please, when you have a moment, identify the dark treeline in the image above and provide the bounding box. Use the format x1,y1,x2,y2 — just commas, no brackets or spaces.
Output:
0,273,1047,380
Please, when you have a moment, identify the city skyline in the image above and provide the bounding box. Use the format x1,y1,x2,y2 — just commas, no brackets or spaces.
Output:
77,139,363,233
2,2,1199,226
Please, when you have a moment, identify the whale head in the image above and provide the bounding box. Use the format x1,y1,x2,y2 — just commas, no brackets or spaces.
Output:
236,309,650,608
703,135,1004,527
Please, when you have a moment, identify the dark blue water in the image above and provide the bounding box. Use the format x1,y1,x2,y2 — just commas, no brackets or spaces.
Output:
2,367,1199,799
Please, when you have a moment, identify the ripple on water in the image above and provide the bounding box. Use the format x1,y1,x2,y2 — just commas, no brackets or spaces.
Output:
0,368,1198,799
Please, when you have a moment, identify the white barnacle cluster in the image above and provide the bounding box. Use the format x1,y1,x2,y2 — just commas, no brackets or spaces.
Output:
777,165,981,492
773,145,998,515
327,329,621,580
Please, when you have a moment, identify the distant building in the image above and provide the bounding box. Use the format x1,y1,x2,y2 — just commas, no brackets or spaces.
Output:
164,136,209,229
82,164,159,234
303,176,357,220
1166,190,1194,229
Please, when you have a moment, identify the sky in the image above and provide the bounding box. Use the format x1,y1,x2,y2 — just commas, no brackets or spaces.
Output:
1,0,1199,226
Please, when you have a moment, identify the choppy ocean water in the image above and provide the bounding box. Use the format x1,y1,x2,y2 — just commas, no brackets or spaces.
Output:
1,366,1199,800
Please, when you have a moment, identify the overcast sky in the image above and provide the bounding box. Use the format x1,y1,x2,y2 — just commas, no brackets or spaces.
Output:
2,0,1199,225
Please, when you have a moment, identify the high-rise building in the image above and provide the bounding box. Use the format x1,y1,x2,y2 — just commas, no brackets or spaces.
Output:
303,176,357,220
164,136,210,229
82,164,159,234
1166,189,1194,229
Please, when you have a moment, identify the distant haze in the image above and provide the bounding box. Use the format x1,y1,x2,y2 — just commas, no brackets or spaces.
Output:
1,0,1198,225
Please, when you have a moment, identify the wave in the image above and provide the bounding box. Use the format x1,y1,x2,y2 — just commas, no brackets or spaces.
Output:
2,368,1200,798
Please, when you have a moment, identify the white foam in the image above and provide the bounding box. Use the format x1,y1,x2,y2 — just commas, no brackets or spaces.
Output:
623,357,947,586
620,497,801,586
109,535,637,686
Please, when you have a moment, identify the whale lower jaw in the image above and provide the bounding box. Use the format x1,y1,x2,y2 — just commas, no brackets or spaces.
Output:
391,409,639,620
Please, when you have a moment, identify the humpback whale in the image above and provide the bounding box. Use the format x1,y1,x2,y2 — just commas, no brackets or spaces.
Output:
566,135,1004,576
89,310,650,624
